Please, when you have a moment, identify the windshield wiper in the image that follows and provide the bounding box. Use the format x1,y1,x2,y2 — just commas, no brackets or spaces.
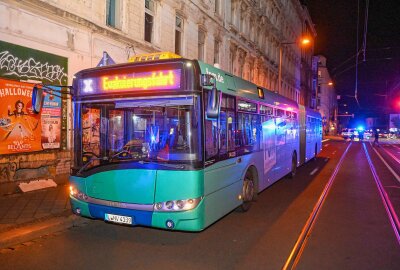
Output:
77,156,109,175
138,160,185,169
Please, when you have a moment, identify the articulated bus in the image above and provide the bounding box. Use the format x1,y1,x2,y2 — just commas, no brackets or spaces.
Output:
37,52,322,231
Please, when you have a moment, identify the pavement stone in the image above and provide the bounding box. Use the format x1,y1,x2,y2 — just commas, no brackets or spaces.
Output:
0,184,87,249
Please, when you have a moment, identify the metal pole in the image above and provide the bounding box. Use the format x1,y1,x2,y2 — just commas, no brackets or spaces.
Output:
278,45,282,95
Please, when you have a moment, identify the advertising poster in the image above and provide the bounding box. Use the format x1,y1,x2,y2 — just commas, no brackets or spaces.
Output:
41,87,62,149
0,79,42,154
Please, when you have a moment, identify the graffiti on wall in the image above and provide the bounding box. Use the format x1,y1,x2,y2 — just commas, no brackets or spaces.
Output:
0,40,68,85
0,50,67,84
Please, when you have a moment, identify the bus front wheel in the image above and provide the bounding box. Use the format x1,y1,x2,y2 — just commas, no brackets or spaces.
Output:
239,170,255,212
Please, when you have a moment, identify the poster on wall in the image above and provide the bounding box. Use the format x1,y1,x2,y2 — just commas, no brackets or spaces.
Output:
0,40,68,150
0,79,42,154
41,87,62,149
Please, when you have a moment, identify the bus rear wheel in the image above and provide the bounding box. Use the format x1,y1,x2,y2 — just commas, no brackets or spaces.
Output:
239,170,255,212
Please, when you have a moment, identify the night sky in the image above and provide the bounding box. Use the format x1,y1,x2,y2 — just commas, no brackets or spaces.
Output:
306,0,400,126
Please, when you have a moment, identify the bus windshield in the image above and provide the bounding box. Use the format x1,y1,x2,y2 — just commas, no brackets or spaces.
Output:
76,95,202,172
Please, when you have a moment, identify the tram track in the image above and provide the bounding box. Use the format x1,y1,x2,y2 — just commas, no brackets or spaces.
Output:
362,143,400,245
369,142,400,184
282,142,352,270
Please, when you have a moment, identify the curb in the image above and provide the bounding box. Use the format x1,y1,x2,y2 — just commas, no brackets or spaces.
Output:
0,214,88,249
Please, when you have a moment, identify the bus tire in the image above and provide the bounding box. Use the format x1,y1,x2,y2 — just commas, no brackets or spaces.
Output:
239,170,255,212
289,152,297,178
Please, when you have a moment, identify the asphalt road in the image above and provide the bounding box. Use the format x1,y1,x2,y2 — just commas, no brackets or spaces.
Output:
1,139,399,270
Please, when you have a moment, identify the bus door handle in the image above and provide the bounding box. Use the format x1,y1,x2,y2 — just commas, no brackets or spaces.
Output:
237,158,242,164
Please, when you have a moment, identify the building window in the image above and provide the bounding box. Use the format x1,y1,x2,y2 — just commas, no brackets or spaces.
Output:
198,30,205,61
215,0,220,15
106,0,122,29
229,50,234,73
175,16,183,55
214,39,220,65
144,0,154,43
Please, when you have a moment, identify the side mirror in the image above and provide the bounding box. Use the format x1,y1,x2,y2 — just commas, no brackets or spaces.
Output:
200,74,216,87
32,85,44,114
206,87,221,119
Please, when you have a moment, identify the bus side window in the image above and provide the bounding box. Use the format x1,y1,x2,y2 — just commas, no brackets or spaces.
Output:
237,113,260,153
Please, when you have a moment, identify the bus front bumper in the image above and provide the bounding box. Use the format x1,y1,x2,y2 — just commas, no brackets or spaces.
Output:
70,196,205,231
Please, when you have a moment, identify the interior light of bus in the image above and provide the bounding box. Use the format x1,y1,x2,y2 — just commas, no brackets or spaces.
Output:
132,115,138,121
287,107,293,111
262,122,276,130
101,70,181,91
186,62,192,67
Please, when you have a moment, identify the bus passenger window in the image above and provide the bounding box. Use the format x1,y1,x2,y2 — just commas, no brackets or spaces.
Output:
237,113,260,153
227,111,236,152
219,111,227,156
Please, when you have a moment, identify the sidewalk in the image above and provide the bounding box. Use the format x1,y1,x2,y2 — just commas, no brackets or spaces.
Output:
0,184,85,249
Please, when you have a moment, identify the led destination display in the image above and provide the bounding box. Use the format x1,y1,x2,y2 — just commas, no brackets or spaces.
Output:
80,69,182,95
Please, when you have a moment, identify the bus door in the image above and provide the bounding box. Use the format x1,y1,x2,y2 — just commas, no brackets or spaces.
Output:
261,116,276,182
275,109,289,179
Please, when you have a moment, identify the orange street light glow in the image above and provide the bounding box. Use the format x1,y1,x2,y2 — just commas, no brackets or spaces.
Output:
328,81,333,86
301,38,311,45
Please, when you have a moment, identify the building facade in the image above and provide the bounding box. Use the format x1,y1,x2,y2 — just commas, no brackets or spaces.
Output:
313,55,337,135
0,0,316,194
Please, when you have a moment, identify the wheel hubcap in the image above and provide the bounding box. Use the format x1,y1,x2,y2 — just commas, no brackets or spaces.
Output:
243,178,254,202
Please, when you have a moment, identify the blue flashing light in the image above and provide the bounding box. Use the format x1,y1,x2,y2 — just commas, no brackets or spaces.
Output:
357,126,364,131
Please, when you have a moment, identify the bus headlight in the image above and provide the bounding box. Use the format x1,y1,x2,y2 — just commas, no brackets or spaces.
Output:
69,185,88,201
153,197,202,212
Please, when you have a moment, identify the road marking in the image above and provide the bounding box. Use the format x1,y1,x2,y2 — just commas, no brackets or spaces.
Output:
363,144,400,246
324,158,329,162
310,168,319,175
385,186,400,189
322,139,330,142
324,144,329,147
370,143,400,184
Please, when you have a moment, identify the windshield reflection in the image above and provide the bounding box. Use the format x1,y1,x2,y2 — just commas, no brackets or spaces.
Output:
78,96,201,171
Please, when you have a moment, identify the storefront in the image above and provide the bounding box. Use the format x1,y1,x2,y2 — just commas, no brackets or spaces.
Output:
0,40,70,194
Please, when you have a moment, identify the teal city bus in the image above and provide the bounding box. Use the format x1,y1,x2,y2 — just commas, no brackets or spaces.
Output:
45,52,321,231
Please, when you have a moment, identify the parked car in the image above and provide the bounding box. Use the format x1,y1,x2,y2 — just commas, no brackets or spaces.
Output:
363,130,372,139
341,128,359,140
378,130,389,138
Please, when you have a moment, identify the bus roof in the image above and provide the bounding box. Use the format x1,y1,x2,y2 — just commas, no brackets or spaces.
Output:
197,61,298,110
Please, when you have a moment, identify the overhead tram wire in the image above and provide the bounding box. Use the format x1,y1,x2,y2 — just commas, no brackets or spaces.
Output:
354,0,361,108
362,0,369,62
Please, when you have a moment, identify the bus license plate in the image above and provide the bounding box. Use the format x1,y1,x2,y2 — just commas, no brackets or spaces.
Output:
105,214,133,225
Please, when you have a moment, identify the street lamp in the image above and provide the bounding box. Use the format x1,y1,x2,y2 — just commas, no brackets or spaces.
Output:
278,37,312,96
